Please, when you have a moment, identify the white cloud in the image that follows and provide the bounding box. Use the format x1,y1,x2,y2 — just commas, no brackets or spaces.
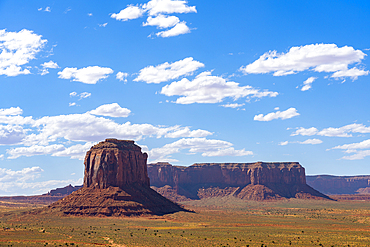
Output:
88,13,93,16
156,21,190,37
70,91,91,99
291,127,318,136
116,72,128,82
301,77,317,91
44,7,51,12
279,138,322,146
89,103,131,118
134,57,204,84
332,139,370,151
58,66,114,84
69,102,76,107
143,14,179,28
0,166,43,182
0,106,22,116
331,67,369,80
41,60,59,69
0,154,3,159
240,44,368,80
40,60,59,75
0,106,213,160
279,141,289,146
111,0,196,37
99,23,108,27
341,150,370,160
79,92,91,99
292,123,370,137
148,137,252,162
330,139,370,160
254,107,299,121
7,144,65,159
221,103,245,108
161,71,278,104
0,125,27,145
299,138,323,145
111,5,145,21
143,0,196,16
164,127,212,138
0,29,47,76
53,142,96,160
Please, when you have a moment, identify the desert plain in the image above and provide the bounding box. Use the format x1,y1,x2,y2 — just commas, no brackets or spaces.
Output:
1,196,370,247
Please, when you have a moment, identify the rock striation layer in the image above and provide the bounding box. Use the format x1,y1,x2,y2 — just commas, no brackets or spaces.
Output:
41,139,184,216
307,175,370,195
148,162,330,201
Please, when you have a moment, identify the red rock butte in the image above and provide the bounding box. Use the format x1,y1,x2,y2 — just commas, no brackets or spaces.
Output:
38,139,185,216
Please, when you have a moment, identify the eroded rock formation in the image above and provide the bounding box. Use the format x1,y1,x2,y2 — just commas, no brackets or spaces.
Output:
148,162,330,201
40,139,184,216
307,175,370,195
84,139,150,188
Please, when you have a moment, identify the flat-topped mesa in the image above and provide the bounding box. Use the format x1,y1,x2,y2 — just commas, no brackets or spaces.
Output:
84,139,150,189
148,162,329,201
149,162,306,188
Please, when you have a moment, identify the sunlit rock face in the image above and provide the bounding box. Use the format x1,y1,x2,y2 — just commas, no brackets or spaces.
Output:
84,139,150,189
148,162,330,201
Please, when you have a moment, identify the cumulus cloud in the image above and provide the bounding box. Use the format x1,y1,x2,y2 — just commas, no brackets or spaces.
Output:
254,107,299,121
148,137,252,162
330,139,370,160
40,60,59,75
1,106,213,160
7,144,65,159
53,142,96,160
111,5,145,21
0,29,47,76
156,21,190,37
143,0,196,16
111,0,196,37
0,106,22,116
116,72,128,82
161,71,278,104
292,123,370,137
143,14,180,28
240,44,368,80
0,166,43,182
301,77,317,91
0,125,27,145
89,103,131,118
58,66,114,84
134,57,204,84
279,141,289,146
164,127,212,138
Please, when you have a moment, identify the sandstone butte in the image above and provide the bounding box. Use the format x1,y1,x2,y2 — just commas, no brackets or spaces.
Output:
147,162,331,201
36,139,185,217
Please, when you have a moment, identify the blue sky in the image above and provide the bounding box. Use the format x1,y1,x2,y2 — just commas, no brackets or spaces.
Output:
1,0,370,195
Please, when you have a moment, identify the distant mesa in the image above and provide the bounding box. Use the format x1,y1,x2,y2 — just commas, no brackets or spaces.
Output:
39,139,185,216
148,162,331,201
307,175,370,195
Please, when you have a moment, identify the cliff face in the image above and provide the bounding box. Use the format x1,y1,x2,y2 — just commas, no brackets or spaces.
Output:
306,175,370,195
148,162,306,187
148,162,329,201
84,139,150,189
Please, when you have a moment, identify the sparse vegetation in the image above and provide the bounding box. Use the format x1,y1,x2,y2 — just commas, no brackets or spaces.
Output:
0,198,370,246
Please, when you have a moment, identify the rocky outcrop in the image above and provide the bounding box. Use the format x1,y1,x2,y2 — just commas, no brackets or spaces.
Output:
40,139,185,216
148,162,330,201
84,139,149,188
306,175,370,195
